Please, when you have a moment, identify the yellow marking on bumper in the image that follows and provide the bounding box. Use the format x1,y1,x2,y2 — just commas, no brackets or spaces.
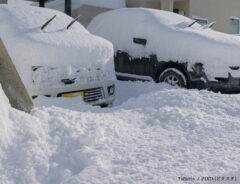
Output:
92,99,114,106
61,91,84,99
61,92,113,106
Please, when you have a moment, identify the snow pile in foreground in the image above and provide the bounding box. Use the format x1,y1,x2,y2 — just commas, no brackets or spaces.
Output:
88,8,240,79
1,81,240,184
0,85,51,184
0,5,114,87
42,0,126,11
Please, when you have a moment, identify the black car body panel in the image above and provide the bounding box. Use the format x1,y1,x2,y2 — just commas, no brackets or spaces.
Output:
115,50,240,94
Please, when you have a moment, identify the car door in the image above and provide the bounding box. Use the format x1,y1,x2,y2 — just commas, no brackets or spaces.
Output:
115,47,158,80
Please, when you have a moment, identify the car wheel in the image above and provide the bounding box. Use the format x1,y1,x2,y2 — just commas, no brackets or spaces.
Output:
159,68,187,88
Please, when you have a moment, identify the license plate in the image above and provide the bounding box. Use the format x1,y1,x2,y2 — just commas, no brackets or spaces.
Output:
61,91,84,100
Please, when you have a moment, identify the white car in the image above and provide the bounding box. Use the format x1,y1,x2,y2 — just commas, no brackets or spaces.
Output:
0,5,115,106
88,8,240,93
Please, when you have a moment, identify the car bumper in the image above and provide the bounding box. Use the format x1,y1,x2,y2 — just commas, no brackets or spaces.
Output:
29,80,115,106
189,71,240,94
206,76,240,94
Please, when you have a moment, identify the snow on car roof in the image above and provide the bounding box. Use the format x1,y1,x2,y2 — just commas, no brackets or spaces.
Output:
88,8,240,79
0,5,114,85
0,5,113,67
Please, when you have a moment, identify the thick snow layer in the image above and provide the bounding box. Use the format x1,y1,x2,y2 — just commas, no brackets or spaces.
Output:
1,81,240,184
0,5,115,88
88,8,240,80
41,0,126,11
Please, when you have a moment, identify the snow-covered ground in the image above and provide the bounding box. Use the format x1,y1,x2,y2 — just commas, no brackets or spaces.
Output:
1,81,240,184
1,3,240,184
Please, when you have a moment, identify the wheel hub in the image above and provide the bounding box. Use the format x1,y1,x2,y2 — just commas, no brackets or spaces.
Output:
164,75,180,86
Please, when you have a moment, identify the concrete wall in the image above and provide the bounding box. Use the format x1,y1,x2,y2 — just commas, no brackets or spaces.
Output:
0,38,33,113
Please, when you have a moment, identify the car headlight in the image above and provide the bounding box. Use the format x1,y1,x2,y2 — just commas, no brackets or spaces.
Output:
108,85,115,96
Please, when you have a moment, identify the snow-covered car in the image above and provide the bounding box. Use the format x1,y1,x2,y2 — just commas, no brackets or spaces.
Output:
0,5,115,106
88,8,240,93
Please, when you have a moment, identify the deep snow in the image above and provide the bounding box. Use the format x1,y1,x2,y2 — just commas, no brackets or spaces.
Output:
1,4,240,183
1,81,240,184
88,8,240,80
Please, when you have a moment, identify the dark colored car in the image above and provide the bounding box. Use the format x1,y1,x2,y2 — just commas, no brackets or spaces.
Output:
88,8,240,93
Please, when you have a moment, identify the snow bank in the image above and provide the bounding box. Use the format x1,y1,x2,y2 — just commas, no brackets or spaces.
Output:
1,81,239,184
88,8,240,80
0,85,51,184
0,5,114,88
42,0,126,11
0,85,12,150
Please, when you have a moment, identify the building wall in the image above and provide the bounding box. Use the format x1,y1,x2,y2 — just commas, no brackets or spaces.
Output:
146,2,161,9
189,0,240,33
72,5,111,27
126,0,240,34
0,0,7,4
126,0,146,7
174,0,189,17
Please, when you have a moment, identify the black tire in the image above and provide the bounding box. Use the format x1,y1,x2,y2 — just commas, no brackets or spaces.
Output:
159,69,186,88
100,102,113,108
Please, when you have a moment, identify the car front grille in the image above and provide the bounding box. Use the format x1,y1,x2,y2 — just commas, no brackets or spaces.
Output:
83,87,105,102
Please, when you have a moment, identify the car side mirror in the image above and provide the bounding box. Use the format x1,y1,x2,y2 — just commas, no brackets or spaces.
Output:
133,38,147,46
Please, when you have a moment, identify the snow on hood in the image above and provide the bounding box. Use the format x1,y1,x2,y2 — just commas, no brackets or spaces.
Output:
88,8,240,79
33,0,126,11
0,5,115,86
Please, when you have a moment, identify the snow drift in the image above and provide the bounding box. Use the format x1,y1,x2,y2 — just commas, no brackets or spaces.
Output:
88,8,240,79
0,85,50,184
0,5,115,88
1,81,240,184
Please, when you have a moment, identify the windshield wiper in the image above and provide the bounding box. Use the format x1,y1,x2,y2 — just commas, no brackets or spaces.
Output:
187,20,198,27
67,15,81,30
41,15,57,31
203,21,216,29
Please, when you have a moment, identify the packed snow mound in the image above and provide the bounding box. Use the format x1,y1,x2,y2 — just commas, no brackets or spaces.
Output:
88,8,240,79
0,85,12,149
42,0,126,10
1,81,240,184
0,5,114,86
0,85,50,184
